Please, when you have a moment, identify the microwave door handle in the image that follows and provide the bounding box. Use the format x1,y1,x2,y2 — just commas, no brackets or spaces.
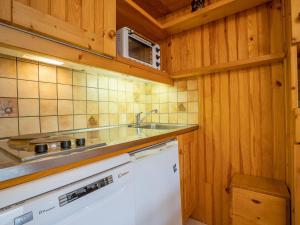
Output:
129,34,153,47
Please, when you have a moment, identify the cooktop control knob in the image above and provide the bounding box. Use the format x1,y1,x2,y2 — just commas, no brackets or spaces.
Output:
35,144,48,154
76,138,86,147
61,140,72,150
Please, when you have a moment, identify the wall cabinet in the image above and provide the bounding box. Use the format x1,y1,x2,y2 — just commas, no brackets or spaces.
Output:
294,145,300,225
291,0,300,43
177,130,198,223
0,0,116,57
231,175,290,225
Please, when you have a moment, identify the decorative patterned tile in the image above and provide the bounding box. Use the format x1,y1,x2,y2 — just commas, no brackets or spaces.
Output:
0,98,18,117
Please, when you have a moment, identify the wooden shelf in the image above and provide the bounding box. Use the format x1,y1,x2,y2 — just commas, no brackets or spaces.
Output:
160,0,272,34
116,0,167,41
171,53,285,79
117,0,272,37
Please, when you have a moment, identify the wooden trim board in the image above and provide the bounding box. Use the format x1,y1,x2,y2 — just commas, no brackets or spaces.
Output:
171,53,285,79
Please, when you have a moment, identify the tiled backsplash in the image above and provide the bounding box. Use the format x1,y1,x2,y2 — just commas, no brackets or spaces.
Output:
0,55,198,138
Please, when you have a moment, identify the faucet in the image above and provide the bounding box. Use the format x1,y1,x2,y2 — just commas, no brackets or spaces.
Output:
135,109,158,126
135,112,143,127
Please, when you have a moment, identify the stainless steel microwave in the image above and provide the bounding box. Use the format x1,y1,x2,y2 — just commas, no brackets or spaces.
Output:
116,27,161,70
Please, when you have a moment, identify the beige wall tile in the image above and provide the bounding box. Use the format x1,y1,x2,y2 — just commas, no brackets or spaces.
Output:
118,79,126,91
118,91,126,102
19,117,40,135
159,93,168,103
40,99,57,116
152,114,159,123
0,118,18,137
169,113,178,124
187,79,198,90
87,115,99,128
126,103,134,113
188,113,198,124
58,84,72,100
74,115,87,129
188,102,198,113
127,113,134,123
109,102,118,113
178,92,188,102
87,88,98,101
160,114,169,123
58,100,73,115
74,101,86,114
57,68,72,85
99,89,108,101
118,103,126,112
109,114,119,125
0,78,17,97
178,113,188,124
73,71,86,86
39,65,56,83
41,116,58,133
99,114,109,126
188,90,198,102
87,101,98,114
169,103,178,113
168,92,177,103
119,113,127,124
108,78,118,90
18,99,39,116
99,102,109,113
98,75,108,89
17,61,38,81
0,57,16,78
160,103,169,113
73,86,86,100
39,82,57,99
58,115,73,131
109,90,118,102
87,74,98,88
18,80,38,98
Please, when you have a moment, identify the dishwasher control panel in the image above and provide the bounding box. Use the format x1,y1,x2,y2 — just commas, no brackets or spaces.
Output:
59,175,113,207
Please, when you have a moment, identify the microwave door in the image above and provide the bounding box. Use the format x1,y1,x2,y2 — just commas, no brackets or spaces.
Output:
128,34,153,66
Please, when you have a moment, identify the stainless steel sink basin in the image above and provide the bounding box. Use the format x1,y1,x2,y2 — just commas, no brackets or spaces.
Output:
128,123,186,130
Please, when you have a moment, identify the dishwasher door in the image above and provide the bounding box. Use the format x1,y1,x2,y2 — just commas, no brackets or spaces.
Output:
130,140,182,225
0,162,135,225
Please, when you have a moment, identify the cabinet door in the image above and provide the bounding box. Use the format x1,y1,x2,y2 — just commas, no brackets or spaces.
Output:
292,0,300,43
0,0,11,21
10,0,116,57
177,130,198,223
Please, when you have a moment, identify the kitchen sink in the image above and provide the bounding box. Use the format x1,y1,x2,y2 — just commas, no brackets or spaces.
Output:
128,123,186,130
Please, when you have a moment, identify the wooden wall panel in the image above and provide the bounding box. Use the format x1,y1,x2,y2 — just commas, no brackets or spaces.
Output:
163,1,286,225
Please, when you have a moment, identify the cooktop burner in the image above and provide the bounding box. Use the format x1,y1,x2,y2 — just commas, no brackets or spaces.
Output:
0,130,107,162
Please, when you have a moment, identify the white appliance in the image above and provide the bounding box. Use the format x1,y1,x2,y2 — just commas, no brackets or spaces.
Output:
130,140,182,225
117,27,161,69
0,154,135,225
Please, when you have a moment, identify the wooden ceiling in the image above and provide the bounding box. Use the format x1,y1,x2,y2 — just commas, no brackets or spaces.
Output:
132,0,191,18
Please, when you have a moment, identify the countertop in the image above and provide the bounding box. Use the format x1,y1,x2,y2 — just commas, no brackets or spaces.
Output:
0,124,198,187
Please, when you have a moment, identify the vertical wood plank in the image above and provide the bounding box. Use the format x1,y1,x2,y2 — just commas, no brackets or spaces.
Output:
66,0,82,27
82,0,95,33
0,0,12,21
103,0,116,56
29,0,49,14
50,0,65,21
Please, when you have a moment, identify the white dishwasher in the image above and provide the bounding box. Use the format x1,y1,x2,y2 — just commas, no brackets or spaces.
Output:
130,140,182,225
0,154,135,225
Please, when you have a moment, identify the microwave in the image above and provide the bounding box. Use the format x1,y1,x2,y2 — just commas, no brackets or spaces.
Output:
117,27,161,70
